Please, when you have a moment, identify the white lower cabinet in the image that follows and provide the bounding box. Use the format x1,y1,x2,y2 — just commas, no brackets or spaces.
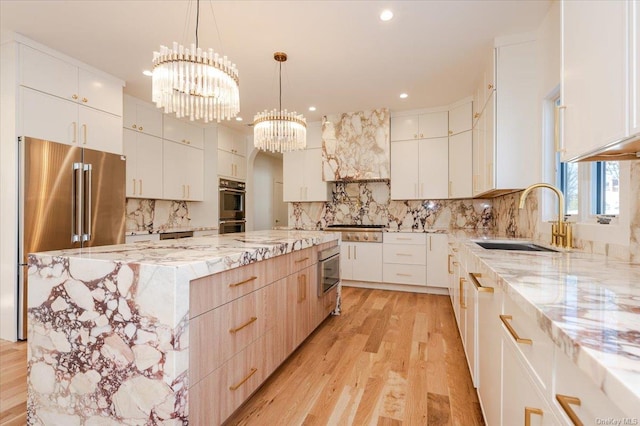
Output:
426,234,448,287
341,242,382,282
383,233,426,286
502,334,558,426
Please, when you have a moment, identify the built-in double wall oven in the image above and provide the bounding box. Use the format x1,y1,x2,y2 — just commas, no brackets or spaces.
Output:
219,178,246,234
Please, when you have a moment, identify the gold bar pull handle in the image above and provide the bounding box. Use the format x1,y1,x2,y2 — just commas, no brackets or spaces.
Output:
499,315,532,345
294,257,309,263
229,316,257,334
132,178,136,195
555,394,582,426
229,367,258,391
524,407,544,426
459,278,467,309
448,254,453,274
82,124,87,144
469,272,494,293
72,121,77,144
228,276,258,288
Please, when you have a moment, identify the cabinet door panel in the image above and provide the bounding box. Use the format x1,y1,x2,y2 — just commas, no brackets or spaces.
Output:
304,148,329,202
135,102,163,138
283,150,304,201
390,115,419,141
632,0,640,136
163,115,184,144
390,140,419,200
218,149,234,179
185,145,204,201
136,133,164,199
185,122,205,149
78,68,122,116
449,102,472,135
123,129,138,197
19,45,77,101
448,131,472,198
163,140,187,200
234,153,247,180
418,137,448,199
78,107,122,154
351,243,382,282
20,87,76,145
426,234,448,287
562,0,628,161
419,111,448,138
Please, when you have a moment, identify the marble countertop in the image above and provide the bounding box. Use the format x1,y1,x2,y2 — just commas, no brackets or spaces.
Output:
451,231,640,415
125,225,218,236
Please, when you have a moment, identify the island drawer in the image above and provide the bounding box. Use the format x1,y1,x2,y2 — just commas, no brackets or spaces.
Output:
189,282,278,385
190,328,279,425
190,254,289,317
288,245,318,271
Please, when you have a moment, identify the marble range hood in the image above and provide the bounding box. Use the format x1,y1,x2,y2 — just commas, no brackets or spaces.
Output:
321,108,390,182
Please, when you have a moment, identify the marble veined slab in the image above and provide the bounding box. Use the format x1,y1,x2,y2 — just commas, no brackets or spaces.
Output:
322,108,390,181
455,232,640,416
26,230,339,425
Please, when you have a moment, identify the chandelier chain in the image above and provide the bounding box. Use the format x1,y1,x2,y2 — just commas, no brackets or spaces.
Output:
195,0,200,49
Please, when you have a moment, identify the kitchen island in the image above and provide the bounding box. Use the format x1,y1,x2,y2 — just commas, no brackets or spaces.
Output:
26,230,340,425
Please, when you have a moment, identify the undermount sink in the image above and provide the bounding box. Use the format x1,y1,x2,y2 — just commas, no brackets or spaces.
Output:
474,241,558,252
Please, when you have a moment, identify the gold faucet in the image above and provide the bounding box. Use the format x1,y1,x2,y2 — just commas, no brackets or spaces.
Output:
518,183,573,248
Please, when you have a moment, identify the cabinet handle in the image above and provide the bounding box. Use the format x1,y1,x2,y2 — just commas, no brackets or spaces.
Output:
82,124,87,144
396,273,412,277
396,237,411,241
429,235,432,251
132,124,137,129
187,185,190,198
133,239,151,243
499,315,532,345
488,83,494,90
295,257,309,263
397,253,412,257
348,246,351,260
524,407,544,426
448,130,453,135
448,254,453,274
82,97,88,103
469,272,493,293
139,179,143,195
414,133,418,139
419,133,423,138
72,121,77,144
459,278,467,309
228,316,257,334
138,126,143,132
555,105,567,154
228,276,257,288
229,367,257,391
555,395,582,426
132,179,136,195
473,112,480,119
452,261,459,266
298,275,307,303
451,247,458,252
354,246,357,259
72,94,78,100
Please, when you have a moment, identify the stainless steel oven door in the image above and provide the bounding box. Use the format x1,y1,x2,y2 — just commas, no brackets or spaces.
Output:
219,188,245,220
219,220,246,234
318,246,340,296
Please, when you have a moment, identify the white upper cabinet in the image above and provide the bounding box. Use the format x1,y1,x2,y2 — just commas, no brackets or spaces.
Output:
123,95,163,138
163,140,204,201
218,125,247,156
123,129,163,199
390,111,449,141
633,0,640,136
561,0,632,161
19,44,122,116
449,102,473,136
390,140,419,200
283,148,330,202
448,131,473,198
390,137,448,200
163,115,204,149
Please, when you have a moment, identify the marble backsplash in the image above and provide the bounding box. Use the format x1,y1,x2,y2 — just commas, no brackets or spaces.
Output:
289,181,493,231
322,109,390,181
126,199,190,232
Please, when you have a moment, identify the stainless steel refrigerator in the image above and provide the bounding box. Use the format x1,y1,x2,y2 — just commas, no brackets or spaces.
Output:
18,137,126,339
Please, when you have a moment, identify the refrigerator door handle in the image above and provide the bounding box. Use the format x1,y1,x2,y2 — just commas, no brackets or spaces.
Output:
82,163,92,242
72,162,83,243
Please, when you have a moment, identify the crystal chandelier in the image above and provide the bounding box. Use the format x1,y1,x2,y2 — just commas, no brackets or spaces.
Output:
253,52,306,153
152,0,239,123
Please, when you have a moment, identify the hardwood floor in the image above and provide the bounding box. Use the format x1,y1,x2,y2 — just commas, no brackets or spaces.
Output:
0,339,27,426
225,287,485,425
0,287,484,426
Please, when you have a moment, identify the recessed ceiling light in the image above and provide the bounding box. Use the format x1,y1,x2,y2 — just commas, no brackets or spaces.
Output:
380,10,393,21
309,106,317,112
142,70,153,76
235,117,243,121
400,93,408,99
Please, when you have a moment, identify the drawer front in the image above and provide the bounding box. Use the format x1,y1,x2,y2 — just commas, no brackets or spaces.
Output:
383,233,426,245
189,283,276,385
383,263,426,286
124,234,160,244
554,349,626,424
289,246,318,271
190,329,278,425
190,254,289,316
383,244,426,265
501,294,553,390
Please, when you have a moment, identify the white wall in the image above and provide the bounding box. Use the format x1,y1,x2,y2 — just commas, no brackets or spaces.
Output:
252,152,284,231
0,39,18,341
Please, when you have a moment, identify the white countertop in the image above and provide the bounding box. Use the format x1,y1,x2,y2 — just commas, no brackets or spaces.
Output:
451,231,640,416
125,225,218,236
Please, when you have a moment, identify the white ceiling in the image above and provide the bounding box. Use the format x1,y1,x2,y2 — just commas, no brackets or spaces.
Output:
0,0,552,133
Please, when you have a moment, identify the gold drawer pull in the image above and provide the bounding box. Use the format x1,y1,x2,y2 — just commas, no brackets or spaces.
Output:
229,367,257,391
396,237,412,240
499,315,532,345
555,394,582,426
397,253,412,256
229,276,257,288
229,316,257,334
295,257,310,263
133,239,151,243
469,272,494,293
451,247,458,252
452,261,459,266
524,407,544,426
459,278,467,309
297,274,307,303
448,254,453,274
396,273,412,277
